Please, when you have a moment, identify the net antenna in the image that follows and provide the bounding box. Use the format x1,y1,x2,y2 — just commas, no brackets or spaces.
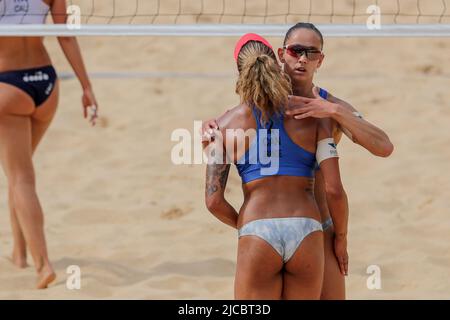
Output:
0,0,449,37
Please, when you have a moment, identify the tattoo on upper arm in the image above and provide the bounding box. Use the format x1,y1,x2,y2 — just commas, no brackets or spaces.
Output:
206,164,231,197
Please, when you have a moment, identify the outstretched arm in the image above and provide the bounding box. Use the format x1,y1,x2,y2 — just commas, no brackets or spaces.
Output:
286,87,394,157
328,94,394,157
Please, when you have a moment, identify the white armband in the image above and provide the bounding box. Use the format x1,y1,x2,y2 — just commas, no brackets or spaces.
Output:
316,138,339,165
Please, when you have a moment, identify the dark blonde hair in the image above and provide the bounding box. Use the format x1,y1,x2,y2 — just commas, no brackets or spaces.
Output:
235,41,292,124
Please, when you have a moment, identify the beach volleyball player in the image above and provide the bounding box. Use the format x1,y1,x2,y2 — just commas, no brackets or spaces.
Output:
203,34,349,299
0,0,98,288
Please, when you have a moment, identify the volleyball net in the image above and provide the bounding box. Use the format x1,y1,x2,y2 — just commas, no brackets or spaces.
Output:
1,0,449,36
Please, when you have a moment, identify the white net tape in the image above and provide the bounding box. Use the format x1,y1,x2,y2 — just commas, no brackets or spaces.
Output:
1,0,449,36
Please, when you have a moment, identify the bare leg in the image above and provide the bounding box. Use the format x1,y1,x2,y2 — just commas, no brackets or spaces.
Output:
13,175,55,289
4,84,58,272
0,115,56,288
9,187,28,268
0,82,58,289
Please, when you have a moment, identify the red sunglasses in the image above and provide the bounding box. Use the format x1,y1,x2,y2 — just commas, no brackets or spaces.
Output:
283,44,322,61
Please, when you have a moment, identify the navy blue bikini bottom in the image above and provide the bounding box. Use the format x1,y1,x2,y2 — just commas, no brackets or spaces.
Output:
0,65,57,107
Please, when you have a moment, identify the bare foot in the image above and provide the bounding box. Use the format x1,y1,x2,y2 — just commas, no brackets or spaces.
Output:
37,266,56,289
9,252,29,268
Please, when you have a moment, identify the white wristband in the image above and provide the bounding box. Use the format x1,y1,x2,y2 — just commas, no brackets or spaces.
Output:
353,111,363,119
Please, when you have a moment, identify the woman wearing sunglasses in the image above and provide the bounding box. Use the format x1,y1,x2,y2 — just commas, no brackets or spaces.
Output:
0,0,98,289
203,33,348,299
202,23,393,299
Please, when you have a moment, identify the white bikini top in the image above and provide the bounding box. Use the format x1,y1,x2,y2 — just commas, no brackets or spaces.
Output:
0,0,49,24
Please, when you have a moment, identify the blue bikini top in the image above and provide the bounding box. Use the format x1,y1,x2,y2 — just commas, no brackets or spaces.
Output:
318,87,328,100
235,88,328,184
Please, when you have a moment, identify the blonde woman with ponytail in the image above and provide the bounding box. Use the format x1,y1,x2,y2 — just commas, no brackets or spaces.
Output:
203,34,348,300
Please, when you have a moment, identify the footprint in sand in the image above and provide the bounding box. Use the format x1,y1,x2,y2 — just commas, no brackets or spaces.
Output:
160,207,190,220
153,87,163,95
415,64,443,75
97,116,109,128
418,197,434,210
436,41,447,49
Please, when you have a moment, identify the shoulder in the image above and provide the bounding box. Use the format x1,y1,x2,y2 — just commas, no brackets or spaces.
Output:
326,91,357,113
216,104,251,131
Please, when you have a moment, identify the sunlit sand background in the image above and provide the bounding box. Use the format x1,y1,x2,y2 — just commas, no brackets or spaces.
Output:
0,0,449,299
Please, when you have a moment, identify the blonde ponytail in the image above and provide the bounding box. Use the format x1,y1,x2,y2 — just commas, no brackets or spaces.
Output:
236,41,292,124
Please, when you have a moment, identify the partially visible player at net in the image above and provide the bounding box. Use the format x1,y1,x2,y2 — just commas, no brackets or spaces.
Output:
0,0,98,289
